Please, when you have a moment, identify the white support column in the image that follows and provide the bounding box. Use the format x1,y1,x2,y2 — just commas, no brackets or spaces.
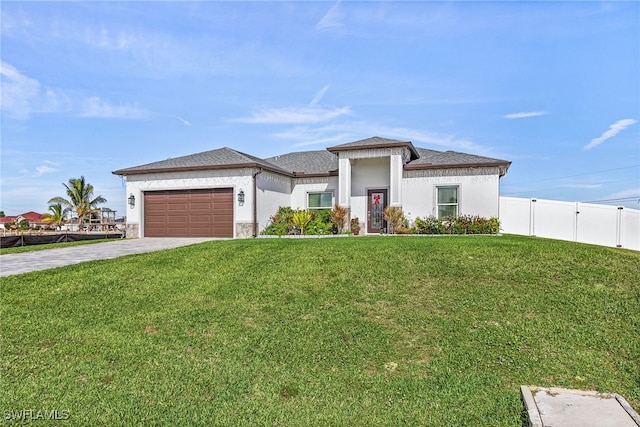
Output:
390,153,403,207
338,157,351,207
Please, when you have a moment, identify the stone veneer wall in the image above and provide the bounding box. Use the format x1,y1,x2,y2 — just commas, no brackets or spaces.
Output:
125,223,139,239
236,222,254,239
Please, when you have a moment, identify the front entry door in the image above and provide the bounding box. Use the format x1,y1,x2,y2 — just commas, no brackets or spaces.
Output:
367,189,388,234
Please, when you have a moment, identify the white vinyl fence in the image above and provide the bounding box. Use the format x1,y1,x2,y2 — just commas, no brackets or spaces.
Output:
499,197,640,251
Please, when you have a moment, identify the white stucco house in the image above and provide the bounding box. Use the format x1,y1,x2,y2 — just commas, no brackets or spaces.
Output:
113,137,511,238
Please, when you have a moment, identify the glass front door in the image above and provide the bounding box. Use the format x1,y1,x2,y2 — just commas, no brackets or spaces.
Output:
367,189,388,234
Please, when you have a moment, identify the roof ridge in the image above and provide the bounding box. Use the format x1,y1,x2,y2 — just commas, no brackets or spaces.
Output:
219,146,292,173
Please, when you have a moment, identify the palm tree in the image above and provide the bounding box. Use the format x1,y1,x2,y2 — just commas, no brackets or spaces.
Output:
48,176,107,229
41,203,69,230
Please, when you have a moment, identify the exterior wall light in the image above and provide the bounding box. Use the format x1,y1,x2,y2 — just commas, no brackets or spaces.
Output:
128,194,135,209
238,189,245,206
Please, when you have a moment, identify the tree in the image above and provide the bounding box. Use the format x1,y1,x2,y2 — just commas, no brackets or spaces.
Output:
48,176,107,227
42,203,69,230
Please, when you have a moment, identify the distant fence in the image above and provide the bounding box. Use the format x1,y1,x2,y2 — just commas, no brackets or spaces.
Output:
499,197,640,251
0,232,123,249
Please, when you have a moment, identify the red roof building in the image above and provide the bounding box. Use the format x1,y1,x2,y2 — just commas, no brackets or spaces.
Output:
1,212,45,226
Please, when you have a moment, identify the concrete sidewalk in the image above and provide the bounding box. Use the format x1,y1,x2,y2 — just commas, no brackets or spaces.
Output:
522,386,640,427
0,238,220,277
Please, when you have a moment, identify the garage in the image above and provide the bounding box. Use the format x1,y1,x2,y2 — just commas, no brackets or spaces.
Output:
143,188,233,237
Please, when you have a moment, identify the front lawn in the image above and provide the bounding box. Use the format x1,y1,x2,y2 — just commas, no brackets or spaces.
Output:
2,236,638,425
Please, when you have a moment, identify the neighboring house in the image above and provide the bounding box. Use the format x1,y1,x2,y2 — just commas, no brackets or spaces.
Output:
113,137,511,238
0,212,46,229
0,216,17,228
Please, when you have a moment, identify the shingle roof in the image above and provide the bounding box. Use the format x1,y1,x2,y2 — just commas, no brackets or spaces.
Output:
113,147,287,176
265,150,338,175
113,138,510,177
327,136,420,160
407,148,511,170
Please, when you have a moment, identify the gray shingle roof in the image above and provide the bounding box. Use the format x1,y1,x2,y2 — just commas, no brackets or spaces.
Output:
113,147,286,175
327,136,408,149
408,148,511,168
113,138,510,177
265,150,338,175
327,136,420,160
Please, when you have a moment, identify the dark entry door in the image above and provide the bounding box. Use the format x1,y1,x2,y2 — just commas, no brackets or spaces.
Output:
367,189,388,234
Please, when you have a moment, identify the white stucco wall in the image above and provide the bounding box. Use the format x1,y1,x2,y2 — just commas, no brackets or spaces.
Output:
350,157,391,226
256,171,292,235
402,167,502,224
123,163,503,238
290,177,339,210
125,169,253,238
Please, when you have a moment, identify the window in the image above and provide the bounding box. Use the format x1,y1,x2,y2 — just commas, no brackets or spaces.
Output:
437,186,458,218
308,192,333,210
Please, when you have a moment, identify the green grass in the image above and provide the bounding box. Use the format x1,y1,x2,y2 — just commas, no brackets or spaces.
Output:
2,235,639,426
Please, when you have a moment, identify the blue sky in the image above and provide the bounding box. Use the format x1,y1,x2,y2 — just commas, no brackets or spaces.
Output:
1,1,639,217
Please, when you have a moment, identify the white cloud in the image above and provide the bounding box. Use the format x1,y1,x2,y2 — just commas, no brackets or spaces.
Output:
35,165,57,176
234,106,351,124
309,85,330,107
357,123,486,153
0,61,41,119
0,62,147,120
272,121,489,154
272,127,353,148
608,188,640,199
585,119,637,150
504,111,549,119
561,183,603,189
177,116,192,126
81,97,148,119
316,1,345,31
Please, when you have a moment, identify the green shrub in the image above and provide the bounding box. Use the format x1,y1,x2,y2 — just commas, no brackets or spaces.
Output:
309,209,336,235
262,208,338,236
261,206,295,236
413,215,499,235
413,216,444,234
395,226,413,234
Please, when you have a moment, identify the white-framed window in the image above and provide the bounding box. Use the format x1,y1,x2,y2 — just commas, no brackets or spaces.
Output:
437,186,458,218
308,192,333,210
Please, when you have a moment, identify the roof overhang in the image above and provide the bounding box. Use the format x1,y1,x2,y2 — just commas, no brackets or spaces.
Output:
112,162,293,177
327,140,420,161
404,161,512,176
291,170,339,178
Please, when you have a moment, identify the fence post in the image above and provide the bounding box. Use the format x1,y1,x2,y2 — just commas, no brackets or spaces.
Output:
530,198,537,236
616,206,623,248
574,202,580,243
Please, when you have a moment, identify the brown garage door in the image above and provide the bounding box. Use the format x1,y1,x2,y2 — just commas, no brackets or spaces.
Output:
144,188,233,237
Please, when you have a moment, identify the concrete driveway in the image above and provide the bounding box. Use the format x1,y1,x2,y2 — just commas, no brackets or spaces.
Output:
0,238,221,277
